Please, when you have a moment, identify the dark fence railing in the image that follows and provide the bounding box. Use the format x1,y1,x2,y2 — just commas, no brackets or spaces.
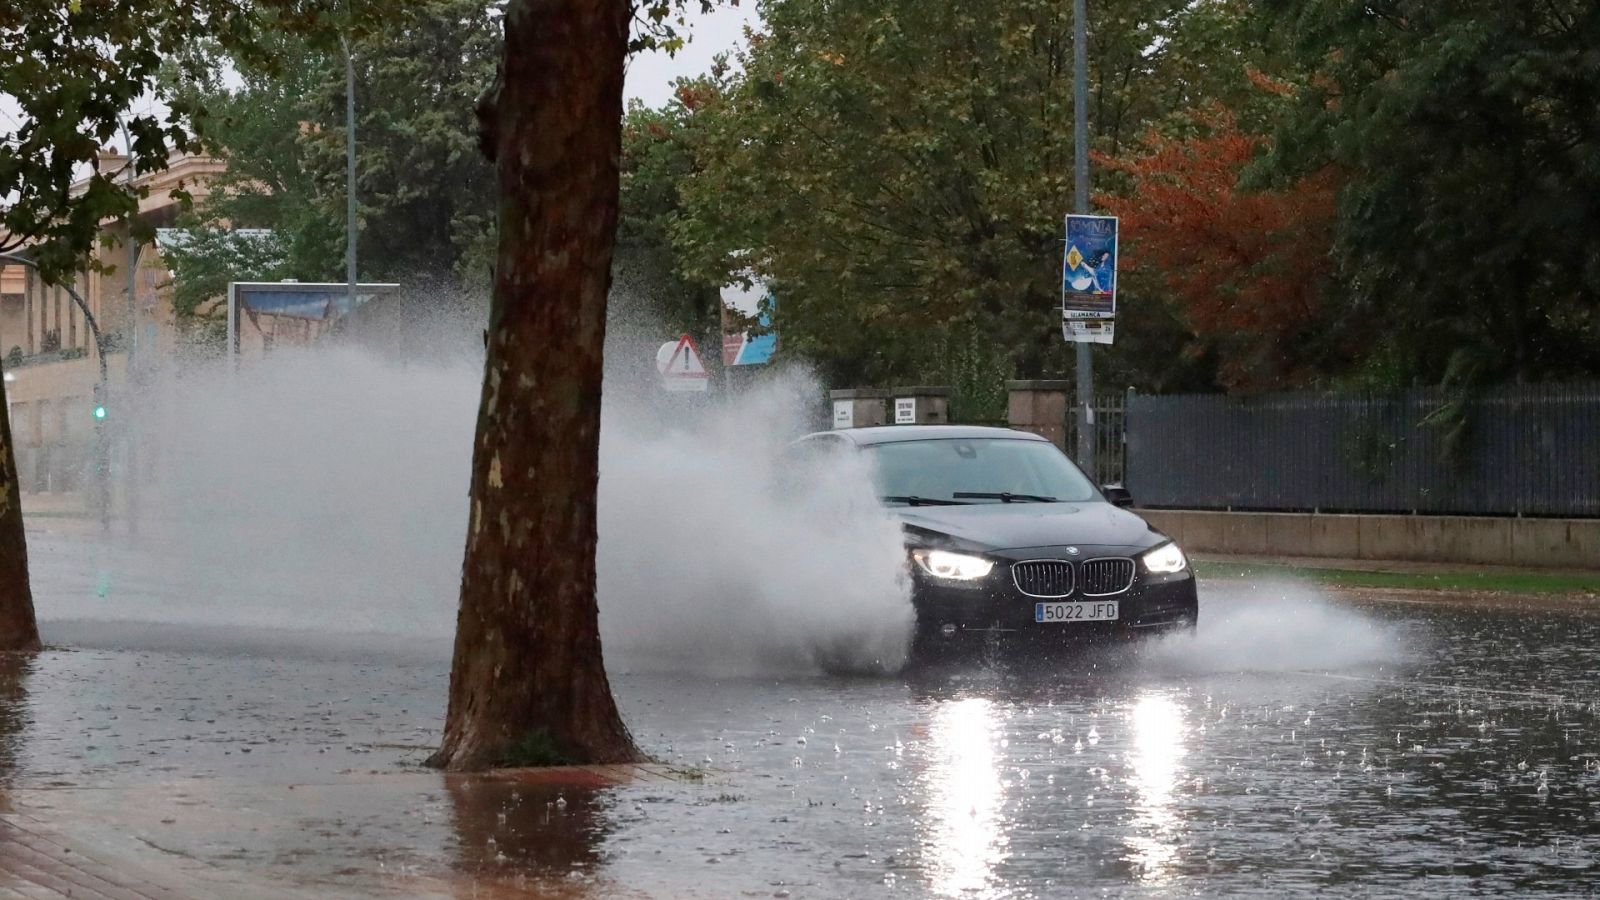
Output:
1126,384,1600,518
1064,393,1127,487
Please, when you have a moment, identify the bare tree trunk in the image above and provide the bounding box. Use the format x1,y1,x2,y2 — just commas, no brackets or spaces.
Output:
0,363,41,653
429,0,641,771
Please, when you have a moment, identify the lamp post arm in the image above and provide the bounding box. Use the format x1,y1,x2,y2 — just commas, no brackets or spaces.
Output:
0,252,110,389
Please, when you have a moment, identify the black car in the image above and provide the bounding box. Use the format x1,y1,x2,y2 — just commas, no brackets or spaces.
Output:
792,425,1197,653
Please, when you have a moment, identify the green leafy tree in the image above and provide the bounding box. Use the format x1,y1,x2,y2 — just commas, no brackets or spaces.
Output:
164,0,502,300
617,81,726,336
669,0,1272,394
0,1,261,280
157,226,295,334
1260,0,1600,387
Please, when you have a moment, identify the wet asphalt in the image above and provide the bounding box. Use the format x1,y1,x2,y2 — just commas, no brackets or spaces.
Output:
8,535,1600,897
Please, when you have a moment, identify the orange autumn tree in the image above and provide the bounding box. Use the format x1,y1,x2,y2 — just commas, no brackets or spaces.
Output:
1098,108,1343,389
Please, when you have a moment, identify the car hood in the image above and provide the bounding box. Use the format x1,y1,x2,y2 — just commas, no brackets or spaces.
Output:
895,501,1163,553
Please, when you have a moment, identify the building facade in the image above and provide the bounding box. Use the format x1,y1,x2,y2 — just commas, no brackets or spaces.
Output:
0,152,224,508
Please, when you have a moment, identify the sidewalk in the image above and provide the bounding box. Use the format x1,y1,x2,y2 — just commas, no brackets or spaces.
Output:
1193,552,1600,605
0,810,209,900
0,764,694,899
1194,552,1600,580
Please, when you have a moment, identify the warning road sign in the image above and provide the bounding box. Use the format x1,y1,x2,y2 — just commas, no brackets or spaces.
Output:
656,333,710,392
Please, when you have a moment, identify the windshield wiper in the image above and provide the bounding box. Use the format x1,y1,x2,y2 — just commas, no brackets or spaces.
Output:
880,495,970,507
953,491,1058,503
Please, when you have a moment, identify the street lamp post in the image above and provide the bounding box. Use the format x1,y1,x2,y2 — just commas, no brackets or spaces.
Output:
0,252,111,532
342,37,358,315
118,117,142,535
1072,0,1096,477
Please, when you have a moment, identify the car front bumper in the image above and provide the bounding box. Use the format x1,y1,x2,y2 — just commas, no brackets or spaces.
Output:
911,552,1198,643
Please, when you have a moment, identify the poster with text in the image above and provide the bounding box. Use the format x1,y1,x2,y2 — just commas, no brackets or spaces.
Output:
1061,214,1117,345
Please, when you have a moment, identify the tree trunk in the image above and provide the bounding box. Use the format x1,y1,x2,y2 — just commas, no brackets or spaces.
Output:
0,361,41,653
428,0,641,771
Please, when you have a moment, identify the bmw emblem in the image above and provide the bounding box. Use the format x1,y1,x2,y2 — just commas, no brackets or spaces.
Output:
1066,546,1080,556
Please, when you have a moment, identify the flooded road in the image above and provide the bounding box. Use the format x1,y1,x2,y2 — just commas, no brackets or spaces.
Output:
7,534,1600,896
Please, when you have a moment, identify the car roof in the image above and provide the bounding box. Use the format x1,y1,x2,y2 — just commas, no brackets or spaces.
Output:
801,425,1052,446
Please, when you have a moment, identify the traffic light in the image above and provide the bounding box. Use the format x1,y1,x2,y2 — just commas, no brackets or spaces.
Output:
92,383,106,421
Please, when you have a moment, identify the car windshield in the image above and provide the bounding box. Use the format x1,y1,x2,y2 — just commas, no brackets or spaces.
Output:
866,437,1099,505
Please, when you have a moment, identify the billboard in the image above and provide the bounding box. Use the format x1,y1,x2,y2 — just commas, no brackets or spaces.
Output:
720,278,776,366
226,281,399,359
1061,214,1118,345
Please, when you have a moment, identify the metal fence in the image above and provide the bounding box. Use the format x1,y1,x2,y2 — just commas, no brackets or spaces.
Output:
1125,384,1600,518
1065,393,1128,487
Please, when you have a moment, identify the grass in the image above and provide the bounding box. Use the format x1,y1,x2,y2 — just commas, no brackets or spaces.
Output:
497,728,575,768
1193,560,1600,596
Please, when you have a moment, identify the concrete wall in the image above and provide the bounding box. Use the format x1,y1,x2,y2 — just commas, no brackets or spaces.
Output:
1141,509,1600,570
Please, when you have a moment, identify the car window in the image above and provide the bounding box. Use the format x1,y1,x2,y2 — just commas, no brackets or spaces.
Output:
866,438,1098,503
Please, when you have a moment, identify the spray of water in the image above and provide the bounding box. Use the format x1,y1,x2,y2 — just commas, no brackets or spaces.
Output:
1143,580,1409,674
596,370,912,675
49,314,912,674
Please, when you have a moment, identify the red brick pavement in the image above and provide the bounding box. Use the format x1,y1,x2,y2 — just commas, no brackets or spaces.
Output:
0,813,195,900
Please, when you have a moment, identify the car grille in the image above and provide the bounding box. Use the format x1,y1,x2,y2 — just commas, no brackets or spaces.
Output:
1012,560,1075,598
1080,558,1136,596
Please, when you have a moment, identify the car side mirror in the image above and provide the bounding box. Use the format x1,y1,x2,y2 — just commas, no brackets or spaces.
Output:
1101,484,1134,508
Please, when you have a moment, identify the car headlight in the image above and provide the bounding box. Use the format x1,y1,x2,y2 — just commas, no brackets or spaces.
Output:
911,549,995,581
1141,542,1188,574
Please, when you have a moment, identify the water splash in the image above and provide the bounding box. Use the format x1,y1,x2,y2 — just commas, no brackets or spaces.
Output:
1142,580,1409,674
38,315,912,674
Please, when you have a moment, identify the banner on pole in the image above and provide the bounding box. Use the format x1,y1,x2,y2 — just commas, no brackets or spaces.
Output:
1061,214,1118,345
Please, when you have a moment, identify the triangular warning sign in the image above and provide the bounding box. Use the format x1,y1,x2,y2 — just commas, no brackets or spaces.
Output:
656,333,710,391
663,333,707,377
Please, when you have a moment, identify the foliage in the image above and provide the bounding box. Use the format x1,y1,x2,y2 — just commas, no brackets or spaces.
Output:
499,728,575,768
1097,107,1345,390
1259,0,1600,388
667,0,1272,390
162,0,502,299
0,1,390,285
0,0,253,282
157,225,294,319
617,82,725,334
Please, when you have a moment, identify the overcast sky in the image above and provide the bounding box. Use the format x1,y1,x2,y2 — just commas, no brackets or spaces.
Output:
624,2,760,108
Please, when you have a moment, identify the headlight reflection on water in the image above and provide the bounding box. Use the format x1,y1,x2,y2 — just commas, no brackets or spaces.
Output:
920,697,1008,897
1124,692,1191,883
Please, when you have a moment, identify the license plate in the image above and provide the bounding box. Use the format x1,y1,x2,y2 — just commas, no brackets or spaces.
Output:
1035,600,1120,623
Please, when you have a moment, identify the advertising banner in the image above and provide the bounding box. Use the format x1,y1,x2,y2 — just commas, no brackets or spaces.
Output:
1061,214,1118,345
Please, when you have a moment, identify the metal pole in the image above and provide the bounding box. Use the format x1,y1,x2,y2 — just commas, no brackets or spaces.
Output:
343,37,358,314
1072,0,1096,478
118,117,141,535
124,235,140,536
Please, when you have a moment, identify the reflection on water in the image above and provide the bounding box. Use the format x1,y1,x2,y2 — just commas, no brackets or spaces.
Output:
0,653,29,802
444,773,609,897
920,697,1008,897
1123,692,1189,884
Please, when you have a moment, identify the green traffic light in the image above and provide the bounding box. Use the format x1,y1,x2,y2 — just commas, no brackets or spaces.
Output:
93,406,106,420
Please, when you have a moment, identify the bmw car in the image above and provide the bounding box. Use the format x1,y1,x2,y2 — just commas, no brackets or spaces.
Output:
791,425,1197,654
